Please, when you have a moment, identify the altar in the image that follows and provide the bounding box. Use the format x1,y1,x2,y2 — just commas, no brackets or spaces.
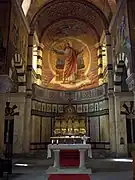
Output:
46,96,92,179
46,143,92,174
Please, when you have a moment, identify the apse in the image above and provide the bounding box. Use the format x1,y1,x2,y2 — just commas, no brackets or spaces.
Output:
29,0,112,90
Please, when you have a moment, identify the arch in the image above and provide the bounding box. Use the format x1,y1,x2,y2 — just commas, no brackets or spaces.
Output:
30,0,109,31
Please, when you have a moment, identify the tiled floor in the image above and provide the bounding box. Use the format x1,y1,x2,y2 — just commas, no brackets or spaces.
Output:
2,158,133,180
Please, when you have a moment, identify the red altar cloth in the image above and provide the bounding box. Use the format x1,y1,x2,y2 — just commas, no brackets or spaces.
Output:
60,150,80,167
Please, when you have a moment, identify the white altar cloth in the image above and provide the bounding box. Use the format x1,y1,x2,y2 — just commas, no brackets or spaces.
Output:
47,144,92,159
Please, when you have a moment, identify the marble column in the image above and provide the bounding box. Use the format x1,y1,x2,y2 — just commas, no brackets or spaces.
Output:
114,95,120,157
105,30,116,155
23,33,33,153
53,150,60,168
36,43,44,85
0,94,7,152
114,96,128,157
79,149,85,169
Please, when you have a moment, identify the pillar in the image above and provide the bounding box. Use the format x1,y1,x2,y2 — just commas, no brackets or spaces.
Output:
114,96,128,157
79,149,85,169
53,150,60,168
105,30,116,155
97,44,103,85
36,43,44,85
0,94,7,152
23,32,33,153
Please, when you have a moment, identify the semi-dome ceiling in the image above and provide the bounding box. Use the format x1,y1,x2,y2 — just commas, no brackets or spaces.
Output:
28,0,117,45
42,19,99,48
27,0,116,22
24,0,117,90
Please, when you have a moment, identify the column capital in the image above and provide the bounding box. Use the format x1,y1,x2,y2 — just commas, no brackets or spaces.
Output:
94,42,102,49
79,149,86,152
53,149,60,152
38,43,44,49
105,29,111,36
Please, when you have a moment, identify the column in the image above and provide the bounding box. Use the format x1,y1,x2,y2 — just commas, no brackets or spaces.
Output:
86,117,89,137
23,33,33,153
114,95,120,157
114,96,128,157
53,150,60,168
79,149,85,169
36,43,44,85
0,94,7,151
105,30,116,155
97,44,103,85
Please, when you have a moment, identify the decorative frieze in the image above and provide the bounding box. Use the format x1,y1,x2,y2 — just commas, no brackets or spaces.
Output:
31,99,108,115
32,83,108,103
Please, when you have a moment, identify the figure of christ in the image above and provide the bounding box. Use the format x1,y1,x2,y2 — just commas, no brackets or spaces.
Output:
52,42,84,84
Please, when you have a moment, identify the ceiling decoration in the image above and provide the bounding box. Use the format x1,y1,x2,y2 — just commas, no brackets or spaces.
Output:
27,0,116,22
29,0,110,45
42,19,99,48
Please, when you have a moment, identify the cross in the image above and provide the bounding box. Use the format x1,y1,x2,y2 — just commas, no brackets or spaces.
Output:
66,92,74,103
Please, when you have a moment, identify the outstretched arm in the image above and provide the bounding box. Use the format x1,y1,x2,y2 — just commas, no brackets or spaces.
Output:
77,46,85,55
52,48,64,55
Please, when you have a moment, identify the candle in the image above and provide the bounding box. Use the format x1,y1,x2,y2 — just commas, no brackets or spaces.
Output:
52,140,54,144
56,139,59,144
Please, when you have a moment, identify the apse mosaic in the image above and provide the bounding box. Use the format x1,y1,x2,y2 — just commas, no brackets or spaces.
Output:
42,37,98,90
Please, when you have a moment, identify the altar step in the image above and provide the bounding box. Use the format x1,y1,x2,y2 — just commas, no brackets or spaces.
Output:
13,149,110,159
46,166,92,174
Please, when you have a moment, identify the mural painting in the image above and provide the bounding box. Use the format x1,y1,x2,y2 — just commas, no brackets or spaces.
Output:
42,38,98,90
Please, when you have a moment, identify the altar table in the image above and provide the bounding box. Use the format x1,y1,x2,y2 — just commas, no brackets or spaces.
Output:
47,144,92,174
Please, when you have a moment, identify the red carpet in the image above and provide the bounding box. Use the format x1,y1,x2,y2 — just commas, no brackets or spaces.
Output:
60,150,80,167
48,174,90,180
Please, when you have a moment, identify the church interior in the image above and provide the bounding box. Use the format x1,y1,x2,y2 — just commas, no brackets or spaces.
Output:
0,0,135,179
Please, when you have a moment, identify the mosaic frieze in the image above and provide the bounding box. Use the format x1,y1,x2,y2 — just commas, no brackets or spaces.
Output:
89,103,94,112
42,103,46,112
32,99,108,114
52,104,57,113
83,104,89,112
58,105,64,113
46,104,51,112
33,83,107,102
77,104,82,113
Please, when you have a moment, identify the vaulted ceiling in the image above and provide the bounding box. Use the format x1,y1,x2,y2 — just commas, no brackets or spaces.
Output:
26,0,116,46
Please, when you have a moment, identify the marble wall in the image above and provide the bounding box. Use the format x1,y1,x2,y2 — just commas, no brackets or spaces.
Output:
31,84,109,145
